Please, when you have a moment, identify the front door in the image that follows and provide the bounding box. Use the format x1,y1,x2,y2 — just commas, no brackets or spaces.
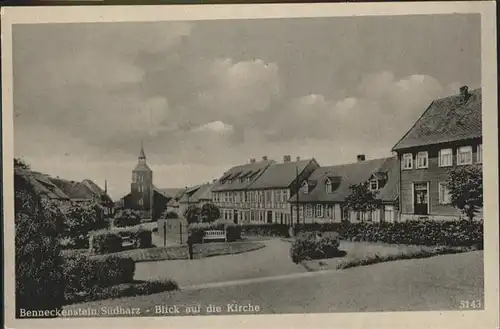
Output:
267,211,273,223
413,182,429,215
233,210,239,224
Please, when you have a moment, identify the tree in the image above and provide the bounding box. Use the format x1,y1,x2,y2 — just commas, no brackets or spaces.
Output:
15,171,65,318
183,205,201,224
63,201,109,247
447,164,483,221
343,182,382,221
14,157,30,170
200,203,221,223
113,209,141,227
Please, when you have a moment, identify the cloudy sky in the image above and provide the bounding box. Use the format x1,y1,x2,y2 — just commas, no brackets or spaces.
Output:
13,14,481,200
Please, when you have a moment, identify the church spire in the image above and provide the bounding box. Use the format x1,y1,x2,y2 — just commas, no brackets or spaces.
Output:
139,140,146,162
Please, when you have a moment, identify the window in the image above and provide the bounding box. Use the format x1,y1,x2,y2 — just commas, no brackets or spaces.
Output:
326,205,333,218
138,199,143,206
439,148,453,167
302,181,309,194
457,146,473,165
438,182,452,204
315,205,323,217
325,180,332,194
369,179,379,191
402,153,413,169
477,144,483,163
306,205,313,217
416,151,428,169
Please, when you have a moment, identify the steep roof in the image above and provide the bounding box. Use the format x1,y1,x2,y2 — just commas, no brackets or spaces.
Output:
392,88,482,151
156,187,185,199
81,179,113,204
15,170,70,200
48,177,95,200
133,163,152,172
289,157,399,203
179,183,214,203
211,160,274,192
248,159,317,189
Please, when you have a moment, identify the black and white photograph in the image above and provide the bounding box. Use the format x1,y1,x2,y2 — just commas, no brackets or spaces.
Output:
1,3,499,329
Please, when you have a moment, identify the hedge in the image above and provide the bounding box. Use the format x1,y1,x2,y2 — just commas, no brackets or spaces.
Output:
63,254,135,298
339,220,483,247
113,209,141,228
15,172,66,318
90,227,153,255
241,223,291,237
188,220,242,243
290,231,341,264
293,222,345,235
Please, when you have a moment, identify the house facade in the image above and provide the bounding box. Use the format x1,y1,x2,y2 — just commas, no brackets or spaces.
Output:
288,155,400,224
212,157,274,224
178,183,215,215
392,86,482,221
244,156,320,225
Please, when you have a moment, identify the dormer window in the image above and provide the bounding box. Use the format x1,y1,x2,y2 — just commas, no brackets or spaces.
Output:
402,153,413,170
325,180,332,194
302,181,309,194
369,179,379,191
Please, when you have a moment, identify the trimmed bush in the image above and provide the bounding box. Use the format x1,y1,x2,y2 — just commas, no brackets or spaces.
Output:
90,230,122,254
113,209,141,228
15,171,65,318
290,231,341,264
63,254,135,298
294,222,345,235
339,220,483,247
63,201,109,248
241,223,290,237
188,220,242,243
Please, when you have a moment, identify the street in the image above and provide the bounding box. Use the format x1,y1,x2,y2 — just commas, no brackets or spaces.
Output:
66,251,484,315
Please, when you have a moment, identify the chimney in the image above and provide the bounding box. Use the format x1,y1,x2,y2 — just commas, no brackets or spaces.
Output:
459,85,469,103
262,156,268,161
357,154,366,162
296,156,301,162
104,180,108,193
284,155,291,162
250,158,256,164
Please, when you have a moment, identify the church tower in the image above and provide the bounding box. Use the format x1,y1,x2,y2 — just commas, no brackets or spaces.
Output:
130,142,153,217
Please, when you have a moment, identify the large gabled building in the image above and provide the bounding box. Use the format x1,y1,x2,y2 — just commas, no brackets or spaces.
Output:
245,155,320,225
289,155,399,223
392,86,482,221
211,157,274,224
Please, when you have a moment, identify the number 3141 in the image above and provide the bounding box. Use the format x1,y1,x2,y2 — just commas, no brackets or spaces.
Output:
460,300,482,309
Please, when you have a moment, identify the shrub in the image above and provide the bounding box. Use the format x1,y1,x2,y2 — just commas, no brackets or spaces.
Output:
63,201,109,248
339,220,483,247
200,203,221,223
113,209,141,228
163,211,179,219
15,171,65,318
188,220,242,243
293,222,345,235
290,231,340,264
114,226,153,249
90,230,123,254
63,254,135,298
241,223,290,237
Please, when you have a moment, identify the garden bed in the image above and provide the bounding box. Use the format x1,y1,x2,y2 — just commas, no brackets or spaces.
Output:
299,240,475,272
62,241,265,262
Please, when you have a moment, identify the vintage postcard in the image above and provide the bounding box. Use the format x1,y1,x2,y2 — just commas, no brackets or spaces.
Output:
2,2,499,329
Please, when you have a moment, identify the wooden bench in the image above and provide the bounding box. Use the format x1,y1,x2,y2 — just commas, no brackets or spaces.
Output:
203,230,226,243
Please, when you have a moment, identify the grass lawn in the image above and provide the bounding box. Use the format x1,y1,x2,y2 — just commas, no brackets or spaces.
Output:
291,240,475,272
62,241,265,262
64,279,179,306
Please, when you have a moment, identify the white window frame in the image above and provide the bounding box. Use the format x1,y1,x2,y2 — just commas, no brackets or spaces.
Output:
438,182,452,205
302,181,309,194
306,205,313,217
315,204,323,217
438,148,453,167
416,151,429,169
369,179,379,191
402,153,413,170
477,144,483,163
326,205,333,218
325,179,332,194
457,146,473,165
